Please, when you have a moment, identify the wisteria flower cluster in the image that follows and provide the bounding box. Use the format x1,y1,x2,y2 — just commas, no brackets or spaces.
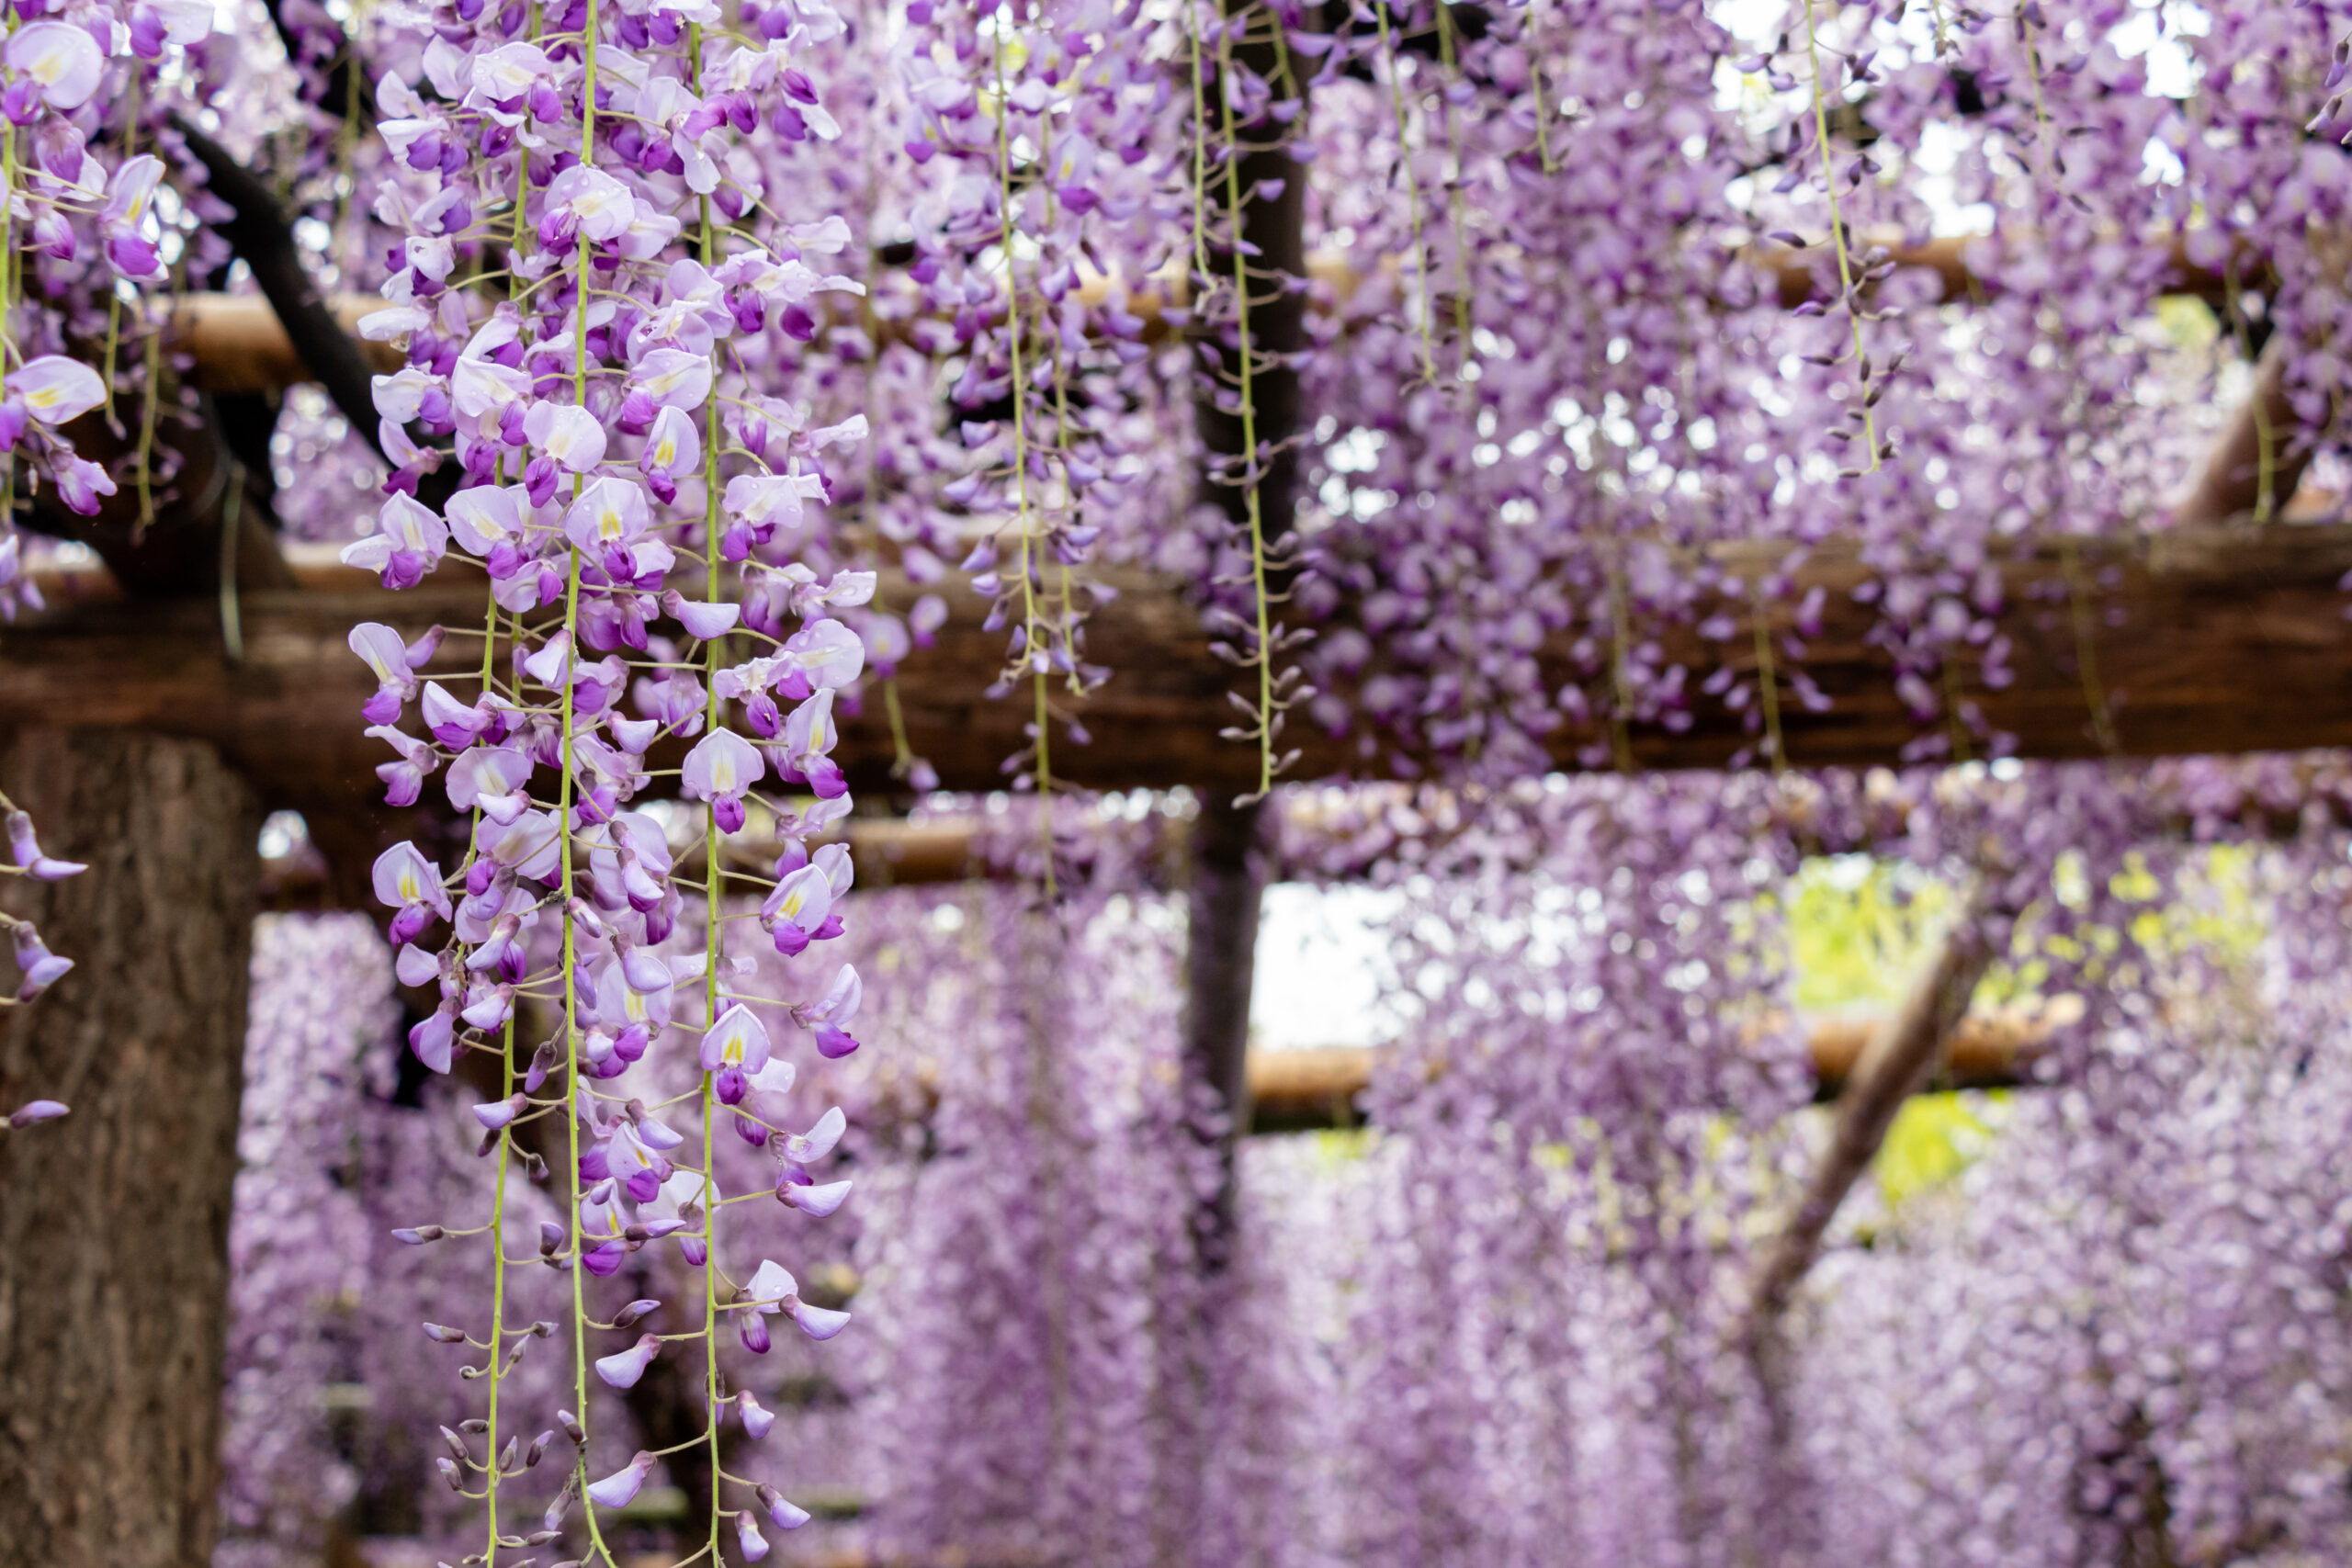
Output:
221,0,2352,790
197,753,2352,1566
0,4,305,615
323,0,896,1560
14,0,2352,1562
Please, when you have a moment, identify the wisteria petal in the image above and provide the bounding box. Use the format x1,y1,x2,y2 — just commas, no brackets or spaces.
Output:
594,1334,662,1390
8,355,105,425
585,1452,653,1509
699,1003,772,1075
6,23,104,111
790,1303,850,1341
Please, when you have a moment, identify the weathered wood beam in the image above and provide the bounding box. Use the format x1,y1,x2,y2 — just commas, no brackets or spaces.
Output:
161,232,2242,392
1764,230,2254,311
1242,1002,2053,1133
839,1010,2049,1143
17,521,2352,808
259,815,1030,908
170,293,401,397
1245,1045,1379,1132
1801,1001,2061,1097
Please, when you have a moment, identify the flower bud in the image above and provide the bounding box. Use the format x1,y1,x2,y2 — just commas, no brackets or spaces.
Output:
525,1038,559,1093
422,1322,467,1344
391,1224,446,1245
526,1430,553,1468
558,1409,586,1445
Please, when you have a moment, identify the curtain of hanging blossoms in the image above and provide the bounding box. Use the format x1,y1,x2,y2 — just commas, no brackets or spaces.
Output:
11,1,2352,1566
209,759,2352,1566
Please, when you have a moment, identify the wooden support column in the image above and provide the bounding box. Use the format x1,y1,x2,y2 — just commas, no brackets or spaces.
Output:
0,730,261,1568
1181,796,1269,1263
1181,0,1307,1261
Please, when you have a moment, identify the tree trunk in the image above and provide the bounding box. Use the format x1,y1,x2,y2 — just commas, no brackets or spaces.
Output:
0,730,260,1568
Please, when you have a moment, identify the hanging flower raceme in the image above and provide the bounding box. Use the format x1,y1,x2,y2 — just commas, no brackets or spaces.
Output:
889,0,1184,817
335,0,881,1557
15,0,2352,1559
0,4,234,610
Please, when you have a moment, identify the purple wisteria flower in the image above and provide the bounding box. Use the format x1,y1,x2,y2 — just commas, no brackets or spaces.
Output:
733,1258,850,1351
681,729,763,834
6,807,85,880
341,493,450,589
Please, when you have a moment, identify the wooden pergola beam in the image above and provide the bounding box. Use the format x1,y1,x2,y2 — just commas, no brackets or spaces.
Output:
17,520,2352,812
1764,230,2253,311
164,232,2245,393
1242,1001,2052,1132
169,293,402,396
827,1007,2046,1144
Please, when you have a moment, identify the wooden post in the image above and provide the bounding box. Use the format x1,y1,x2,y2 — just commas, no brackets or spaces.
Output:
1181,796,1268,1266
1181,0,1307,1263
0,730,261,1568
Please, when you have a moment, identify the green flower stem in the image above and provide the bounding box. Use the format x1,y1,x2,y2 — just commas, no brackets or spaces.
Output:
1802,0,1877,471
1215,6,1279,802
994,22,1058,890
1375,1,1438,382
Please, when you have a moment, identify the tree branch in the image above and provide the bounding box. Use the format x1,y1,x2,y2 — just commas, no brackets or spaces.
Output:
173,120,386,462
1745,888,2003,1337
